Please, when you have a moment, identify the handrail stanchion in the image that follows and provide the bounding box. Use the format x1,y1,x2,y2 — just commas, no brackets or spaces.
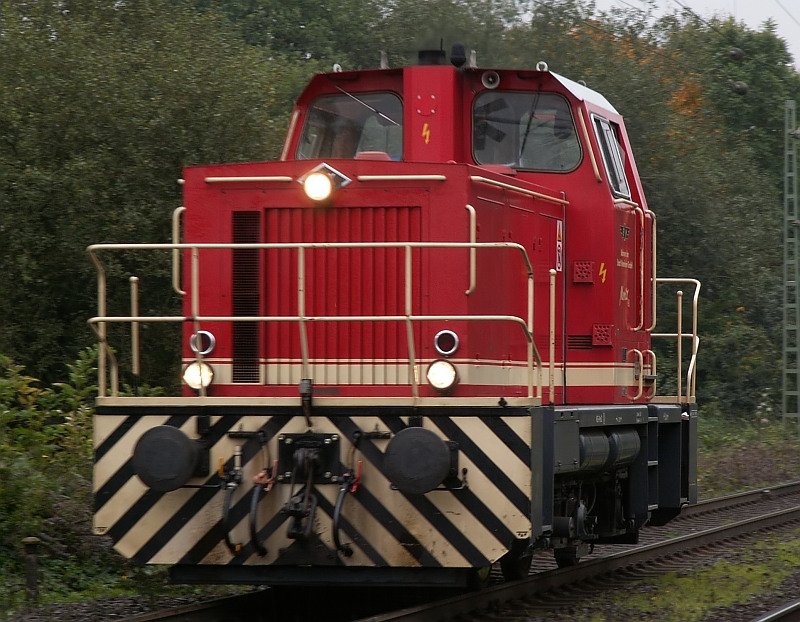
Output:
405,245,419,398
676,290,683,401
95,254,107,397
172,207,186,295
549,269,557,404
130,276,140,382
527,271,534,399
297,247,310,380
191,247,207,397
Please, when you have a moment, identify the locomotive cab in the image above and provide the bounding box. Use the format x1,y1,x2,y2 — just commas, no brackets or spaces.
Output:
89,47,699,586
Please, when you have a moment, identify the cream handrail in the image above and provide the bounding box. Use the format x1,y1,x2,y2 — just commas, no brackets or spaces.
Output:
465,204,477,295
88,241,543,400
627,348,644,400
651,278,701,403
172,207,186,295
646,211,657,331
470,176,569,206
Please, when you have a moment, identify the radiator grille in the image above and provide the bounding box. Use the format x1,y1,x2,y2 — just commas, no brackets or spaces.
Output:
232,212,261,383
264,205,422,385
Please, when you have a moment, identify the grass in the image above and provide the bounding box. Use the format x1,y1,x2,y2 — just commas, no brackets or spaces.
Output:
698,414,800,498
603,529,800,622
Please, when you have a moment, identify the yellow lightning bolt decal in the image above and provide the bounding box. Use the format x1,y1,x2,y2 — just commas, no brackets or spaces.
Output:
422,122,431,144
599,262,607,283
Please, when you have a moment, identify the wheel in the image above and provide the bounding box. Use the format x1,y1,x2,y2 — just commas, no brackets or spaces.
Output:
554,546,580,568
500,540,533,581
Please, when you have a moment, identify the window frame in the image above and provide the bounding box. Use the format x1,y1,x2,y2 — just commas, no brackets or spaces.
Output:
591,114,631,199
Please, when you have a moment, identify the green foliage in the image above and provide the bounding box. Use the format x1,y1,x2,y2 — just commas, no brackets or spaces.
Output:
0,0,795,414
0,0,312,382
0,350,112,612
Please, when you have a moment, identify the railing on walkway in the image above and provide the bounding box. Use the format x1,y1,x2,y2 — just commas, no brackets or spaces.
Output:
88,241,546,401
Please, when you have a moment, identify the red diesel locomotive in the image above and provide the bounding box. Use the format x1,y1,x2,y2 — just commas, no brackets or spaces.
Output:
90,46,700,586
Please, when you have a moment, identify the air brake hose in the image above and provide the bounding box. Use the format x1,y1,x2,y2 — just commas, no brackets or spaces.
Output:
332,460,362,557
248,463,276,557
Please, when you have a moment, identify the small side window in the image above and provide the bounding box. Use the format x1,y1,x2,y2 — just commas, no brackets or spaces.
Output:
592,116,630,198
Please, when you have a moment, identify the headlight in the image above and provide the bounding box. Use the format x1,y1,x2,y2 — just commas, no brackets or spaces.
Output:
183,361,214,390
426,360,458,392
297,163,351,206
303,171,334,202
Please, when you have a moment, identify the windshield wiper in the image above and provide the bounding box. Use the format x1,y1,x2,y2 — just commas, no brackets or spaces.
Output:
333,85,400,126
517,92,541,163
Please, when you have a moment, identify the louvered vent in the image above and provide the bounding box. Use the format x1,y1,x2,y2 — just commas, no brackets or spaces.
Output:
567,335,593,350
232,212,260,383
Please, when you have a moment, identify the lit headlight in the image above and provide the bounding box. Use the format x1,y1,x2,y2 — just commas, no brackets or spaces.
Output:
426,360,458,392
183,361,214,390
303,171,334,202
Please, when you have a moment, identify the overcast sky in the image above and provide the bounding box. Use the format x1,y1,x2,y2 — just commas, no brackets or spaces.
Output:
593,0,800,67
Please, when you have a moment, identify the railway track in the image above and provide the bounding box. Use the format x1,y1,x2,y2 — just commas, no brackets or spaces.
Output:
121,481,800,622
357,480,800,622
754,599,800,622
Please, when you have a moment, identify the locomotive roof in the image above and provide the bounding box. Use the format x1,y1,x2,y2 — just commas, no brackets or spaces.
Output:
301,64,618,116
548,71,617,114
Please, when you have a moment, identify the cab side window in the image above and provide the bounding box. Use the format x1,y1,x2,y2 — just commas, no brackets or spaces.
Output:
592,116,630,198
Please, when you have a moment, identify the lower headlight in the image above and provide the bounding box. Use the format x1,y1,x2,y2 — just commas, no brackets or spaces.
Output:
183,361,214,390
426,359,458,392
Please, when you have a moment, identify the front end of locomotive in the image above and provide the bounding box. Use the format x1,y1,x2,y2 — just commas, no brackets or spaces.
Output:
90,156,549,586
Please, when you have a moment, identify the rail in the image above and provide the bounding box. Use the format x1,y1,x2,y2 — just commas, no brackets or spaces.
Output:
88,241,545,400
651,278,701,403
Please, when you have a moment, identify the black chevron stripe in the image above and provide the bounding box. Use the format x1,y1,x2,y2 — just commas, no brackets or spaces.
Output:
379,416,521,547
228,507,290,564
429,417,531,517
94,415,142,462
133,415,291,564
331,416,490,567
106,416,242,546
336,482,437,566
479,416,531,466
94,415,188,513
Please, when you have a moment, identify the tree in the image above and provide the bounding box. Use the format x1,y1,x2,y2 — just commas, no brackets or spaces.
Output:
0,0,310,381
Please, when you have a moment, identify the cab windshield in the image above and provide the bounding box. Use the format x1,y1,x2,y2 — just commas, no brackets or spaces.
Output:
297,91,403,160
473,92,581,172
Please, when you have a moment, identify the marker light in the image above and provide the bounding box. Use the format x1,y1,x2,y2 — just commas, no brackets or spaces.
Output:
303,171,334,202
189,330,216,356
426,359,458,392
183,361,214,390
434,329,459,357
